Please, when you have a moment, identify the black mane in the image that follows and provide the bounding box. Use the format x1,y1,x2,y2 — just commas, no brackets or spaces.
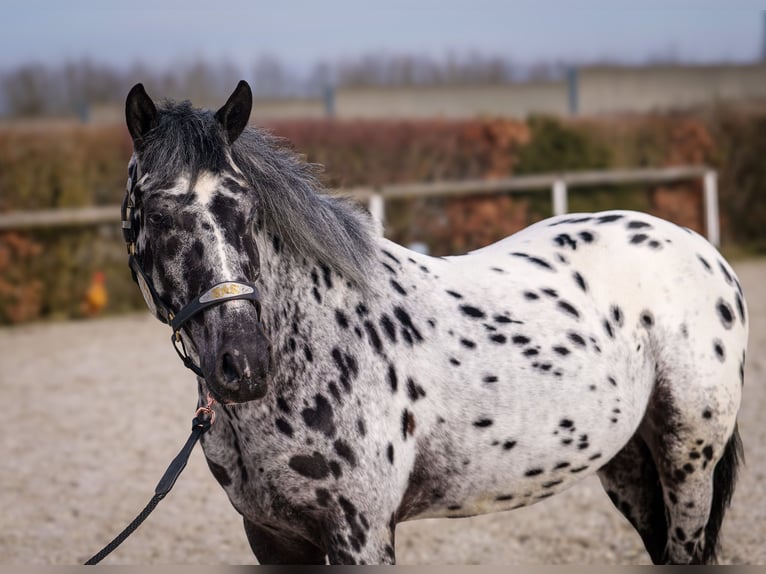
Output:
139,100,377,288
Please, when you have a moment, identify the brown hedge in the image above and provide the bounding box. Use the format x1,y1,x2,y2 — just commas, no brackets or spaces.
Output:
0,110,763,324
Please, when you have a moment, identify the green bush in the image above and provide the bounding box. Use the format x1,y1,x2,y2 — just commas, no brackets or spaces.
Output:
515,115,611,174
711,111,766,250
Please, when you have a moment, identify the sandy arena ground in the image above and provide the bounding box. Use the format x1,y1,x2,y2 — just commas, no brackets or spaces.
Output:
1,259,764,565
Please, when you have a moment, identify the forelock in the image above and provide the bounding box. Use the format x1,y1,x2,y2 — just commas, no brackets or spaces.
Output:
139,100,229,180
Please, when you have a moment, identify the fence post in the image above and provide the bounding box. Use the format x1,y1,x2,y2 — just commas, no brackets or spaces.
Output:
567,66,579,116
552,179,568,216
703,170,720,247
369,193,385,227
324,84,335,118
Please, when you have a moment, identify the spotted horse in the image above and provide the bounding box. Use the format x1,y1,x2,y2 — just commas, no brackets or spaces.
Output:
121,80,746,565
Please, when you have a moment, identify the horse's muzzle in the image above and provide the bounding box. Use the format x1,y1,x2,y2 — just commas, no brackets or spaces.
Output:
205,327,271,403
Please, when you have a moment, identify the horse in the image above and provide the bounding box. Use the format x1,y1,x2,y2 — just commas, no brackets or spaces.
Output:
121,80,746,565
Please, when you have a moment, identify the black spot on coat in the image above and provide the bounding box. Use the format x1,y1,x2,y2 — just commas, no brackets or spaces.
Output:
698,255,713,272
387,364,398,392
205,459,232,486
406,378,426,401
611,305,624,327
511,252,555,271
640,311,654,328
402,409,416,439
382,250,400,264
554,233,578,250
572,271,587,292
713,339,726,362
380,314,397,342
460,305,486,319
735,293,746,325
716,298,734,329
719,261,734,284
557,300,580,319
394,306,423,343
596,214,624,224
568,332,586,346
390,279,407,295
275,418,294,437
301,394,336,437
320,264,333,288
335,309,349,329
364,321,384,354
315,488,331,506
333,440,357,466
627,220,651,229
289,452,330,479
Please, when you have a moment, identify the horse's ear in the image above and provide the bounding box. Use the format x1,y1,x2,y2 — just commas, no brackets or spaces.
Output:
125,83,158,146
215,80,252,145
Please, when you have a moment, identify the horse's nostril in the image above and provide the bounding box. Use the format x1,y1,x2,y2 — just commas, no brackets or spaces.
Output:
220,351,241,387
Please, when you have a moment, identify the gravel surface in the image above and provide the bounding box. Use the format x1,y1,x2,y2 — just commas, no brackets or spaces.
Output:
1,259,764,565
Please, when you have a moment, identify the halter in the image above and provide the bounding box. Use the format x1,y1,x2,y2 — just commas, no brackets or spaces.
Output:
121,160,262,377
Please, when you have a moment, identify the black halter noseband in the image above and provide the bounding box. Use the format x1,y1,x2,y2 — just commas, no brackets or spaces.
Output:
121,162,262,377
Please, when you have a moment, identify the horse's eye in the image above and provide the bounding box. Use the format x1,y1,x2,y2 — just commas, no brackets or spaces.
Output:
147,213,171,228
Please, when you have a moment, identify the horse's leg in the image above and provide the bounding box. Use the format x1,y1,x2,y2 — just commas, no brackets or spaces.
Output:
322,513,397,565
243,519,327,565
643,382,743,564
597,434,668,563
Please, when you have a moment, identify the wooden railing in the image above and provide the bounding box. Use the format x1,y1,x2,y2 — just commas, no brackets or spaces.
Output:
0,165,719,245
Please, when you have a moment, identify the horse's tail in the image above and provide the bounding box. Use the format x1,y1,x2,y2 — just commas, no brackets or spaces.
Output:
703,422,744,563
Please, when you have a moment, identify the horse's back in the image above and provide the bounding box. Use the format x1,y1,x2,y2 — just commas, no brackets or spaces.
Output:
462,209,747,411
460,210,747,352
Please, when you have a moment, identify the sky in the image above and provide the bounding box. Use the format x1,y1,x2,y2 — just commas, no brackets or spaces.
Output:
1,0,764,73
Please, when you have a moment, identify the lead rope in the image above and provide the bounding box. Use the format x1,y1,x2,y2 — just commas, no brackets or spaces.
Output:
84,398,216,565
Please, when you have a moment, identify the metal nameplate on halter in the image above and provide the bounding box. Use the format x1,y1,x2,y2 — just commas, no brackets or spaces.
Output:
199,282,255,303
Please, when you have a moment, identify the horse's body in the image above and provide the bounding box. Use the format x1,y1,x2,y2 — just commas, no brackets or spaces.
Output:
122,81,746,564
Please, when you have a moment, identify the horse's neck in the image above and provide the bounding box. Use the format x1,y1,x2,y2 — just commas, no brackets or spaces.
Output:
256,229,368,345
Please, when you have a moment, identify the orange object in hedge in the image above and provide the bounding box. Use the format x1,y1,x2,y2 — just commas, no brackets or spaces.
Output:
82,270,108,317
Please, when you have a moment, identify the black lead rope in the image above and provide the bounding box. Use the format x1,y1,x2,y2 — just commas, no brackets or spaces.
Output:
84,411,213,565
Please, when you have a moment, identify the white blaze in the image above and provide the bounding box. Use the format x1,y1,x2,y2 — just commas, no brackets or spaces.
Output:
194,171,222,206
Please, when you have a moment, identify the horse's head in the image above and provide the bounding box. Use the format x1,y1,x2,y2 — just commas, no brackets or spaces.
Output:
124,80,271,404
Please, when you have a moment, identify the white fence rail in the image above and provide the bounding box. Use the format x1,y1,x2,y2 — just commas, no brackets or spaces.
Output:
0,165,720,245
